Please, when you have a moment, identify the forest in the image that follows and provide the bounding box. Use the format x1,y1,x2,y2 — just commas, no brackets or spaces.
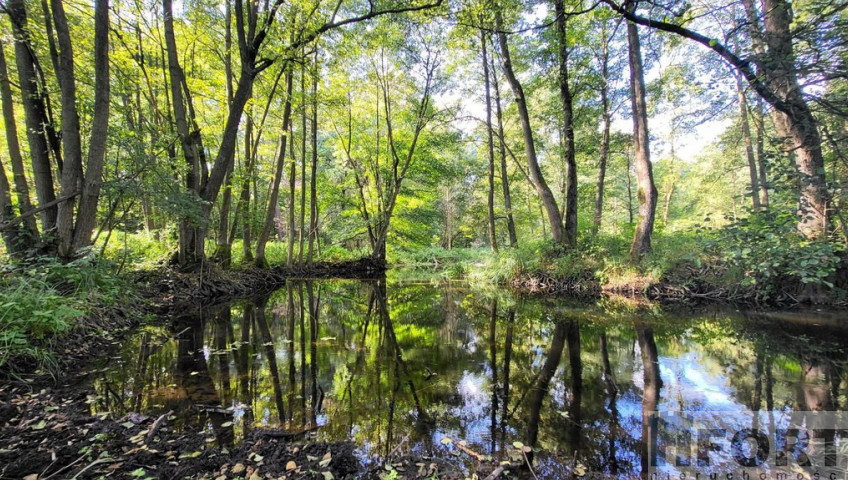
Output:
0,0,846,277
1,0,848,477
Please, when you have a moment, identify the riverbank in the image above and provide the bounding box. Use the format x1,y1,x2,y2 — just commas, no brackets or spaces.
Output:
0,258,497,479
1,256,388,378
394,236,848,307
0,380,492,479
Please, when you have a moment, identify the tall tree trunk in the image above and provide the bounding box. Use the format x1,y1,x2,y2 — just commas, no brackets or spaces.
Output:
0,41,39,239
298,61,307,266
555,0,578,247
494,7,564,244
213,2,235,266
51,0,84,257
0,157,26,256
255,72,294,267
761,0,828,237
39,0,60,89
490,43,517,247
307,49,319,268
214,163,234,266
736,73,761,211
287,120,297,268
626,19,658,257
482,31,498,253
163,0,205,264
71,0,110,252
241,113,254,262
37,0,63,176
6,0,58,232
754,97,770,209
625,146,634,224
593,24,611,235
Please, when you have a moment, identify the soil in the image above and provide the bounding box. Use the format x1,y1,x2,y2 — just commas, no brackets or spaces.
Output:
1,260,520,479
0,377,511,479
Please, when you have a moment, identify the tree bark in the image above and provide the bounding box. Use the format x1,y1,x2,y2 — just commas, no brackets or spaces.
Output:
0,40,39,239
298,60,308,266
761,0,828,237
213,1,235,266
494,7,564,244
255,71,294,267
163,0,206,264
490,42,517,247
71,0,110,252
51,0,84,257
0,157,27,256
626,19,658,257
287,120,297,268
555,0,578,247
736,73,761,212
307,49,319,268
482,30,498,253
593,22,611,235
754,97,769,209
6,0,57,232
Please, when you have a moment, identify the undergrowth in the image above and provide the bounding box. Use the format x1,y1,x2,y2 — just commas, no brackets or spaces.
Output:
0,254,131,375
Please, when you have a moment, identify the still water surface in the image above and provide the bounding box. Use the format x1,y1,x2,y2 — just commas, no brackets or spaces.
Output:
91,279,848,477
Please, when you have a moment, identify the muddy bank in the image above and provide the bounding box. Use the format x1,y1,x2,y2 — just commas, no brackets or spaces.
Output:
142,258,386,308
0,380,510,479
507,270,601,297
507,268,847,307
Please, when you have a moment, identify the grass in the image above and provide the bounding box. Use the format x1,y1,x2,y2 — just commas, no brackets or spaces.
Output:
391,232,710,292
0,255,132,375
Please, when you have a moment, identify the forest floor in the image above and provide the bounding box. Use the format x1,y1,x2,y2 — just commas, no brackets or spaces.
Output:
1,376,501,479
0,377,503,479
0,259,522,480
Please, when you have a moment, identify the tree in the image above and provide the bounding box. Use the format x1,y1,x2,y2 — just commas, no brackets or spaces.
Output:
0,40,38,242
482,30,498,253
70,0,110,252
494,4,565,245
490,39,518,247
332,22,442,265
51,0,85,258
5,0,58,233
255,71,294,267
603,0,831,239
554,0,578,247
625,14,657,256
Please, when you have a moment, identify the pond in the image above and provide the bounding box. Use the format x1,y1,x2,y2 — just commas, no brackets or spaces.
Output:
90,278,848,478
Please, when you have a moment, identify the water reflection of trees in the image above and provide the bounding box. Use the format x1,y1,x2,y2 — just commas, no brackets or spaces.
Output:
90,281,848,476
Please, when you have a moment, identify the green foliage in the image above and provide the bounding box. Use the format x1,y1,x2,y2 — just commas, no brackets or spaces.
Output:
0,267,82,372
0,254,131,374
707,212,845,292
99,230,175,270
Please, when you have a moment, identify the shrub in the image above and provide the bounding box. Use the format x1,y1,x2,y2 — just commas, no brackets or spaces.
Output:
707,211,844,292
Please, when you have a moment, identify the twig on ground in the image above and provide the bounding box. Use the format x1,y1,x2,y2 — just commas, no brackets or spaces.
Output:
145,409,174,444
483,466,506,480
